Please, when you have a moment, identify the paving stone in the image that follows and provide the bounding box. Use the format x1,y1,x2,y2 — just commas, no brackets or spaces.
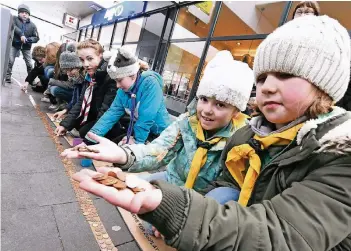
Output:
52,202,100,251
2,172,77,210
1,134,56,152
117,241,141,251
1,207,64,251
1,148,65,174
93,198,134,246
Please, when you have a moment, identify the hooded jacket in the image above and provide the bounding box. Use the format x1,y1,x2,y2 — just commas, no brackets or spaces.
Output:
139,107,351,251
12,16,39,50
88,70,171,144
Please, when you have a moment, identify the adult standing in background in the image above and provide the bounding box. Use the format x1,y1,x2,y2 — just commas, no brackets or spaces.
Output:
5,4,39,84
292,1,320,19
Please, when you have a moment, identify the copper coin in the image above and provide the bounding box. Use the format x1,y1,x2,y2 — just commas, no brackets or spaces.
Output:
105,239,112,245
100,243,107,248
125,175,139,189
92,223,99,227
97,235,103,240
92,173,108,181
111,247,118,251
107,171,117,178
83,212,90,216
131,187,145,193
98,239,105,244
116,172,126,182
113,180,127,190
102,234,109,239
101,177,118,186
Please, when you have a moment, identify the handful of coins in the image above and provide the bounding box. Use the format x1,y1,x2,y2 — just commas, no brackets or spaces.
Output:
92,171,145,194
77,145,100,153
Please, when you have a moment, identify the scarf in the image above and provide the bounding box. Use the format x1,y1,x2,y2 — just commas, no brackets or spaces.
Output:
79,76,96,125
225,123,304,206
184,112,249,189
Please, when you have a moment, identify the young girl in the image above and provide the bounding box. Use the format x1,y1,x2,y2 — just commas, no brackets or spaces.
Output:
85,46,171,145
55,39,118,140
64,50,254,202
73,15,351,250
53,43,85,119
41,42,60,96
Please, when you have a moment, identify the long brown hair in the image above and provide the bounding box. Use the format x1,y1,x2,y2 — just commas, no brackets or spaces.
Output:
54,43,67,79
44,42,60,66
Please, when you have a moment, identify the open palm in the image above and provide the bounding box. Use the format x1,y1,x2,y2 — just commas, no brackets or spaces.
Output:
73,167,162,214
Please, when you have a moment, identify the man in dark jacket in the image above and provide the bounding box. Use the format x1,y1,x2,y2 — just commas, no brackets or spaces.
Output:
5,4,39,84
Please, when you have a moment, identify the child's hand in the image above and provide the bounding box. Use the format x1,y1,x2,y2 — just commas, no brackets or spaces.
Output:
53,109,67,120
61,142,87,159
73,167,162,214
21,82,29,92
62,132,128,164
55,126,67,136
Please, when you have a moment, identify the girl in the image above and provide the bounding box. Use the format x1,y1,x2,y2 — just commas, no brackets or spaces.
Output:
64,50,254,202
73,16,351,250
54,39,118,140
41,42,60,100
292,1,320,19
85,46,171,145
53,43,85,120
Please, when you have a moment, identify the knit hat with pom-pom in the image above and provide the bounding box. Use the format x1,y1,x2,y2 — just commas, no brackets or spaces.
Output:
104,46,140,79
59,42,81,69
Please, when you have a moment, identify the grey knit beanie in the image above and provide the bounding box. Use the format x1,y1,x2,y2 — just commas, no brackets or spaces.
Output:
104,46,140,79
59,43,81,69
18,4,30,15
254,15,351,102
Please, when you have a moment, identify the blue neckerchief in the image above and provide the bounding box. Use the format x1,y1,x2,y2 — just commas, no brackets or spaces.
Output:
125,72,142,144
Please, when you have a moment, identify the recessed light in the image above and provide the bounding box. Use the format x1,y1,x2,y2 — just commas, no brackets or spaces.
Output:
237,42,241,46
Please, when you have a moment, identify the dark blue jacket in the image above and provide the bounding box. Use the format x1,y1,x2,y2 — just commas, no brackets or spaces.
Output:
12,16,39,50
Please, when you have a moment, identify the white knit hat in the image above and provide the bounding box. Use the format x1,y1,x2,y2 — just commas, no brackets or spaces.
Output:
254,15,351,102
196,51,254,111
103,46,140,79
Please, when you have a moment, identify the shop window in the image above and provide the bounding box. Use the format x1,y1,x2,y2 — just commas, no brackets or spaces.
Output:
78,29,85,42
99,24,114,50
86,27,93,39
288,1,351,30
125,17,144,42
162,41,206,101
110,44,121,53
207,39,263,69
92,26,99,41
113,21,127,44
214,1,284,37
171,2,216,39
140,11,167,41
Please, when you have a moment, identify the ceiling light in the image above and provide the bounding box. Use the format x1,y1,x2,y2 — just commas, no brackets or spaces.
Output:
237,42,241,46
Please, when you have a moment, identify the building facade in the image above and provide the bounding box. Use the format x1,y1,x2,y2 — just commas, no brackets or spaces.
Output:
78,1,351,115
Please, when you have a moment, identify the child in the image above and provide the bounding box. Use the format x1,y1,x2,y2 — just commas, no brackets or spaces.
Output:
21,46,46,92
55,39,118,140
53,43,85,119
73,15,351,250
64,50,254,202
85,46,171,145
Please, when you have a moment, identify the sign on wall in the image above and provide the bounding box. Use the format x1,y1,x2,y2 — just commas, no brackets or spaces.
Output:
63,13,79,30
91,1,147,26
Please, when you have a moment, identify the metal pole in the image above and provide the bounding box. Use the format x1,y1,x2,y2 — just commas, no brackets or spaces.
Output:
151,8,170,70
122,19,130,46
109,21,118,50
186,1,222,105
278,1,292,26
97,25,102,41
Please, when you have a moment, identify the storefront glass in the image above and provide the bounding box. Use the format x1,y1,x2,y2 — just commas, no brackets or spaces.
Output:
214,1,284,36
125,17,144,42
99,24,114,49
162,41,206,101
171,2,215,39
86,27,93,39
112,21,127,44
92,26,99,40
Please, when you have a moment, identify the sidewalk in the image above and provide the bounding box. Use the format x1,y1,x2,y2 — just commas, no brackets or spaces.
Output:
1,58,140,251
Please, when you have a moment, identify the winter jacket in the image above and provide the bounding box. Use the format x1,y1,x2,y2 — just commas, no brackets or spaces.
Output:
12,16,39,50
66,74,85,111
88,71,171,144
48,73,70,89
60,60,117,131
140,107,351,251
25,59,44,84
125,99,248,192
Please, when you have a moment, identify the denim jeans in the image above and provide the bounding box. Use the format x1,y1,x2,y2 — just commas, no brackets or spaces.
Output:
6,46,33,79
49,86,73,103
44,66,55,79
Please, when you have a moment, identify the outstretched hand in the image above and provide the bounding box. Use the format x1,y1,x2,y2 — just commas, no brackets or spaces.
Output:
61,132,128,164
73,167,162,214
